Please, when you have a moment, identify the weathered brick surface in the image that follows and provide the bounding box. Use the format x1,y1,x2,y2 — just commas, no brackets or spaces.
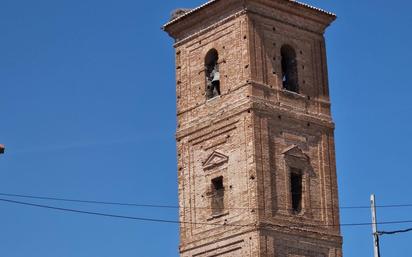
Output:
164,1,342,256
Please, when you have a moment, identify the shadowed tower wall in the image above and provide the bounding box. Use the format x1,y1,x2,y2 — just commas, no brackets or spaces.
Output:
163,1,343,256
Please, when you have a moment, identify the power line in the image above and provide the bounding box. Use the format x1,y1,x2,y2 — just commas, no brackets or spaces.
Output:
2,197,412,229
0,192,178,209
1,192,412,211
378,228,412,235
0,198,223,227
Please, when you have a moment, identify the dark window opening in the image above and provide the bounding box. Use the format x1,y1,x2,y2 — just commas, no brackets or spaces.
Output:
211,176,225,216
290,168,303,214
205,49,221,99
281,45,299,93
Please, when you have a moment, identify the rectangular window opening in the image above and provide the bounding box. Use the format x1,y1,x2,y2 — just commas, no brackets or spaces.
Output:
290,168,303,214
211,176,225,216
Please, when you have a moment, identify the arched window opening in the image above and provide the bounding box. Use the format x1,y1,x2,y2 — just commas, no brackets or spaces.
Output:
205,49,220,99
281,45,299,93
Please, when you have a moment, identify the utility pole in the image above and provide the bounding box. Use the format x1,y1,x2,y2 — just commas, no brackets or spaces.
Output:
371,194,381,257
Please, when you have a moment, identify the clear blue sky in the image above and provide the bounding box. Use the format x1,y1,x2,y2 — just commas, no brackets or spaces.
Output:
1,0,411,256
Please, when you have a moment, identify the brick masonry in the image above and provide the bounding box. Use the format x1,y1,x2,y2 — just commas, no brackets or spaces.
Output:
164,0,343,256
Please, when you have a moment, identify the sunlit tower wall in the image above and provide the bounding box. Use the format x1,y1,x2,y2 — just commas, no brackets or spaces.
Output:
163,0,342,256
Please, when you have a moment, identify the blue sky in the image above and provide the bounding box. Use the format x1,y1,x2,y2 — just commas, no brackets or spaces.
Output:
0,0,411,256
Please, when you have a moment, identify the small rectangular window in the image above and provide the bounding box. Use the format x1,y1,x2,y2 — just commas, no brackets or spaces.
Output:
211,176,224,216
290,168,303,214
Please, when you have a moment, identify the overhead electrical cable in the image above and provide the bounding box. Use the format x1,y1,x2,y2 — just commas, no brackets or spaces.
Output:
0,192,178,209
1,192,412,211
378,228,412,235
2,197,412,229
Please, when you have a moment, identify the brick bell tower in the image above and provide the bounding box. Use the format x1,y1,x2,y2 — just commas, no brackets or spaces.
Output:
163,1,342,256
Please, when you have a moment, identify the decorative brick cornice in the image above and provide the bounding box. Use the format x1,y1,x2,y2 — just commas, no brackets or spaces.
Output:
163,0,335,29
163,0,336,40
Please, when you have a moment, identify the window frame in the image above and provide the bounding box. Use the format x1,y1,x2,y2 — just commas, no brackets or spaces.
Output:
280,44,299,93
290,168,304,214
210,176,225,216
204,48,221,100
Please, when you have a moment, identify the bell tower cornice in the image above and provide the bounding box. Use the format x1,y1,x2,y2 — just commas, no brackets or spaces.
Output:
163,0,336,42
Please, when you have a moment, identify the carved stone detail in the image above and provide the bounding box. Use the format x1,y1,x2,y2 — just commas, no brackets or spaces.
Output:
203,151,229,170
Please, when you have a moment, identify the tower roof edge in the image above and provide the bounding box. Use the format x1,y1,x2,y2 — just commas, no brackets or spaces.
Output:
162,0,336,32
